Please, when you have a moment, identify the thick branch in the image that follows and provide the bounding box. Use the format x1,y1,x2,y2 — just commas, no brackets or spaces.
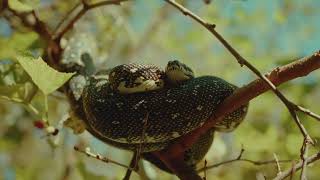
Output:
155,51,320,162
163,4,318,179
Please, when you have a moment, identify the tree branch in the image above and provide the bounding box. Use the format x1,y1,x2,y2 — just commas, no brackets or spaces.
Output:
7,9,52,41
163,1,319,178
273,152,320,180
153,151,203,180
74,146,136,172
54,0,130,41
197,151,291,173
153,51,320,177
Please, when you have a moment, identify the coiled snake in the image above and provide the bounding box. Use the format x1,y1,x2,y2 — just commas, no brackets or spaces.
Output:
66,59,249,172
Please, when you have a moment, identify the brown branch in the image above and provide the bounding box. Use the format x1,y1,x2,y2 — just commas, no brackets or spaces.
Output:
74,146,136,172
197,148,291,173
153,51,320,177
123,151,139,180
53,2,82,34
153,151,202,180
273,152,320,180
299,138,309,180
199,157,292,173
136,112,149,165
7,9,52,41
0,0,8,12
165,0,316,141
54,0,130,41
123,112,148,179
163,1,319,178
289,161,296,180
203,160,207,180
5,6,61,67
295,105,320,122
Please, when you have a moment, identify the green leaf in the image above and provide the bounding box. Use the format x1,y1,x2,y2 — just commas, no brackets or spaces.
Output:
16,54,75,95
8,0,33,12
0,32,39,60
0,84,26,102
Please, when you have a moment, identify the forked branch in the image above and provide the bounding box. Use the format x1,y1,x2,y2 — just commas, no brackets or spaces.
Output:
154,51,320,179
54,0,130,41
163,1,319,179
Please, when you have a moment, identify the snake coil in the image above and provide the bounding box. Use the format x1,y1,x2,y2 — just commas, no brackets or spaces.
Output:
65,58,248,172
82,71,248,150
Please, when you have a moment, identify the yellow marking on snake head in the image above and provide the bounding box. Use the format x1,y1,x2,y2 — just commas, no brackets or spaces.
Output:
165,60,194,85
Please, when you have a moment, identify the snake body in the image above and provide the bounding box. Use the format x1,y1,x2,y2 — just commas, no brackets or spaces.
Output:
65,58,248,172
82,71,248,151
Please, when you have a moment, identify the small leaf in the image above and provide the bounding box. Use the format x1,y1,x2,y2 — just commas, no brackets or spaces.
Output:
16,54,75,95
8,0,33,12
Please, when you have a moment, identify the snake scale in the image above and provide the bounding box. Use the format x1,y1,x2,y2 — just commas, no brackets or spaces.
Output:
83,72,248,148
64,54,248,172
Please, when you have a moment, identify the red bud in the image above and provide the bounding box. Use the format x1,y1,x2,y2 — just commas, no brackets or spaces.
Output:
33,120,45,129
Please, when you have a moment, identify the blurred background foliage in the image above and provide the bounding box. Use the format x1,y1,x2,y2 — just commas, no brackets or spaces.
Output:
0,0,320,179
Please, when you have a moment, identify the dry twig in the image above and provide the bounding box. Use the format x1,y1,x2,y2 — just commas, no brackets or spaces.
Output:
54,0,130,41
273,153,282,175
163,1,319,178
273,152,320,180
4,0,320,178
197,148,291,173
74,146,136,171
123,112,149,180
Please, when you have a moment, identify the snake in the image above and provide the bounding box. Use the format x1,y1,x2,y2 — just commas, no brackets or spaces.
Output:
64,56,248,172
82,61,248,145
107,60,195,94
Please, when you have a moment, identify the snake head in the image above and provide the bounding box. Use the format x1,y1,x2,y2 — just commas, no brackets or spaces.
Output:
165,60,195,85
108,63,165,94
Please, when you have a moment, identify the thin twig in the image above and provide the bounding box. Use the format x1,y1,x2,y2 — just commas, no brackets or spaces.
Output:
136,112,149,166
123,112,149,179
7,9,52,41
300,138,310,180
53,2,82,34
164,0,313,141
74,146,136,172
295,105,320,122
273,152,320,180
154,51,320,179
123,112,148,180
60,165,72,180
203,159,207,180
197,148,291,173
123,151,138,180
54,0,130,40
273,153,282,175
165,1,317,178
198,158,292,173
289,161,296,180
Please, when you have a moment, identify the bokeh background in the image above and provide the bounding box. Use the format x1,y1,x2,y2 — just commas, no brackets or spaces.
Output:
1,0,320,179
